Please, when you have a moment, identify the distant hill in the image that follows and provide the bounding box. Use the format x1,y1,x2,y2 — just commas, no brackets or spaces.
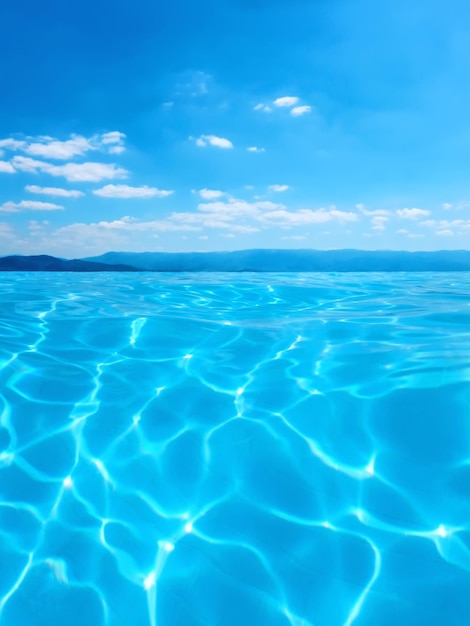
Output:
3,250,470,272
83,249,470,272
0,255,139,272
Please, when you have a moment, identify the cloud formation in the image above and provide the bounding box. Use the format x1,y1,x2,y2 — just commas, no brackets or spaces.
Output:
0,200,64,213
26,185,84,198
194,135,233,149
255,97,311,118
0,132,127,160
268,184,289,193
253,104,272,113
93,184,174,198
396,208,430,220
291,105,311,117
274,96,299,107
198,189,225,200
371,216,388,231
0,161,15,173
11,157,127,182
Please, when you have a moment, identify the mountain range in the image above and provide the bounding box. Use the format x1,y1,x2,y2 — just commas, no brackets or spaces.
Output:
0,255,138,272
2,249,470,271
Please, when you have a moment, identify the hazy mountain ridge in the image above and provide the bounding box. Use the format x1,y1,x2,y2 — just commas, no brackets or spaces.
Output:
3,250,470,271
83,249,470,271
0,255,139,272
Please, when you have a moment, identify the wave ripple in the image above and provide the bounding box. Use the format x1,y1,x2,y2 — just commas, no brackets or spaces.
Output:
1,272,470,626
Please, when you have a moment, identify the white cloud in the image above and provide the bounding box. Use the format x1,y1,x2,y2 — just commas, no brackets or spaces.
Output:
274,96,299,108
0,161,15,173
247,146,265,153
108,145,125,155
0,200,64,213
100,131,126,145
100,131,126,154
197,198,282,218
11,156,127,181
259,207,358,226
0,139,26,150
198,189,225,200
49,162,128,182
26,185,84,198
93,184,174,199
253,103,272,113
420,218,470,236
356,205,391,217
395,228,423,239
56,217,201,238
396,208,430,220
25,136,93,160
442,203,453,210
0,132,127,160
10,156,46,173
291,105,312,117
371,216,388,231
192,197,358,231
268,184,289,193
194,135,233,149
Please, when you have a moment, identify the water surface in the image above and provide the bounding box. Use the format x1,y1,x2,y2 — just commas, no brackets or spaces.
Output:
1,272,469,626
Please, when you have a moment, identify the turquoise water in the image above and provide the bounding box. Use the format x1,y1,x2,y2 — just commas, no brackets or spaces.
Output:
1,272,470,626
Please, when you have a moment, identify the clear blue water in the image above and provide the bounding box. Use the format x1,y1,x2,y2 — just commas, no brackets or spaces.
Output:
1,272,470,626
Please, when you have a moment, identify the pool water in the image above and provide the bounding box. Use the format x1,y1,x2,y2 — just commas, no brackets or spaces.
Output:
0,272,470,626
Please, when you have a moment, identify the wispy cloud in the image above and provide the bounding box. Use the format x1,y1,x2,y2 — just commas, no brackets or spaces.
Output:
0,161,15,173
396,208,430,220
0,132,127,160
93,184,174,198
11,157,127,182
253,103,272,113
371,216,388,231
356,204,391,217
0,200,64,213
26,185,84,198
0,139,27,151
255,97,311,117
198,189,225,200
259,207,358,226
274,96,299,108
100,131,126,154
175,71,211,97
268,184,289,193
396,228,418,237
291,105,311,117
247,146,265,153
25,136,94,160
194,135,233,149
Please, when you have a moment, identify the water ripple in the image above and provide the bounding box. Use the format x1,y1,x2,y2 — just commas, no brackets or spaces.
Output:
0,272,469,625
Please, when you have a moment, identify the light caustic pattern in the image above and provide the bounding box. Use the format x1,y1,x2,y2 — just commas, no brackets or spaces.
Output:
1,272,470,626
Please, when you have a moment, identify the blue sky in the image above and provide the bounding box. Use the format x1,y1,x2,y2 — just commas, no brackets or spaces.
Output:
1,0,470,256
